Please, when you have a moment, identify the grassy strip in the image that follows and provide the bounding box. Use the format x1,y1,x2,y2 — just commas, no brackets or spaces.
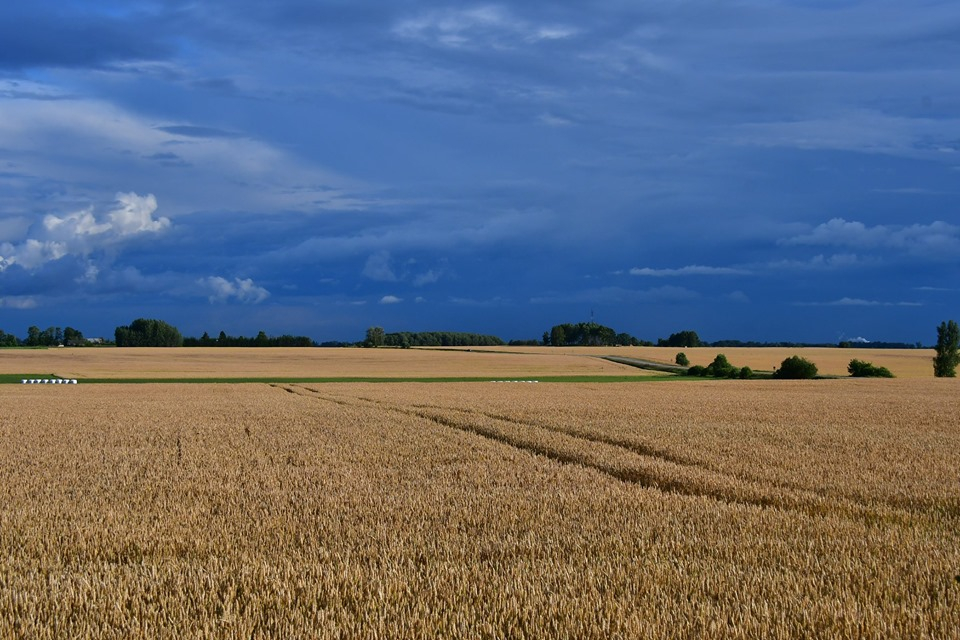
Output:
5,374,680,384
0,373,59,384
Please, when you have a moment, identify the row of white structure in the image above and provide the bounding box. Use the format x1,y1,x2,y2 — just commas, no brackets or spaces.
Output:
21,379,78,384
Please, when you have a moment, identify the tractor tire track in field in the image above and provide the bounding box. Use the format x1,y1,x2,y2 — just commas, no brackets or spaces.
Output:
275,384,921,524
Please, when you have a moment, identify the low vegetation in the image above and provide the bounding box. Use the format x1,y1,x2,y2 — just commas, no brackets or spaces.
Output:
848,359,894,378
686,353,753,379
773,355,819,379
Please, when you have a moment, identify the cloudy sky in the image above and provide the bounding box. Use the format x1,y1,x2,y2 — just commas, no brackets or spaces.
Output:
1,0,958,343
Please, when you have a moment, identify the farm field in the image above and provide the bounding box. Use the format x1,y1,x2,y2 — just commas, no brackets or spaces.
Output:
444,346,938,378
1,376,958,637
0,345,937,380
0,346,656,380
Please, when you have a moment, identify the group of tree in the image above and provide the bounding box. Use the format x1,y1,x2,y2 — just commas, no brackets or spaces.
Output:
363,327,505,348
847,359,894,378
686,354,753,379
183,331,313,347
543,322,648,347
658,330,702,348
114,319,183,347
772,356,819,379
20,326,86,347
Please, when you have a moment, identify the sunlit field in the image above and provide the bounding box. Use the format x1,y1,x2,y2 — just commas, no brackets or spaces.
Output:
448,346,938,378
0,345,937,379
0,346,655,380
1,349,957,637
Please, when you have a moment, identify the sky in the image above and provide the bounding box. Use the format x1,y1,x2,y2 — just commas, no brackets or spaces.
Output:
0,0,958,344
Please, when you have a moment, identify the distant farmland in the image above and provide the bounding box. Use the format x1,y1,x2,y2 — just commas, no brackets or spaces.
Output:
1,348,957,637
0,344,938,380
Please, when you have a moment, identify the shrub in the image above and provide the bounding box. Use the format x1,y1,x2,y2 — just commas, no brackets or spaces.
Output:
687,365,706,377
773,356,818,379
675,352,690,366
706,354,737,378
847,359,893,378
739,366,753,379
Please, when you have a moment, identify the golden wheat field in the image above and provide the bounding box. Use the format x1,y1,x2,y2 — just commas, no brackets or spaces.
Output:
0,346,655,379
447,346,938,378
1,350,958,638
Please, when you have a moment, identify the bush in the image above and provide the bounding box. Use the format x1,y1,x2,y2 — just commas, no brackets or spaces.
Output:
739,366,753,379
686,365,706,377
675,352,689,366
848,359,894,378
706,354,737,378
773,355,818,379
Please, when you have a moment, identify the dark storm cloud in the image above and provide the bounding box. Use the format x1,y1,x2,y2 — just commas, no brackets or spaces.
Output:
2,1,959,342
0,4,172,70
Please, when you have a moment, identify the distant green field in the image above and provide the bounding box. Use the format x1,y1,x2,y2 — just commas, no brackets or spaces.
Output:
0,374,59,384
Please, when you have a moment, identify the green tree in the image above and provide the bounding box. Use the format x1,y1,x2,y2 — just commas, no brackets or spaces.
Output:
773,355,818,379
933,319,959,377
550,325,566,347
675,352,689,366
25,325,41,347
115,318,183,347
848,359,894,378
659,330,701,348
705,353,737,378
364,326,385,348
63,327,85,346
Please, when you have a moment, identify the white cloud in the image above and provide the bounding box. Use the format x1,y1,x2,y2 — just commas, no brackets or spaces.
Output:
763,253,869,271
363,251,398,282
630,265,749,277
0,90,367,217
782,218,960,258
728,110,960,160
539,113,573,127
531,285,699,305
0,296,38,309
393,6,576,50
795,297,922,307
379,295,403,304
0,193,169,272
201,276,270,304
413,269,442,286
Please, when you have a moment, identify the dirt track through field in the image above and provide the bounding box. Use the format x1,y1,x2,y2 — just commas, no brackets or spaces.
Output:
277,383,953,526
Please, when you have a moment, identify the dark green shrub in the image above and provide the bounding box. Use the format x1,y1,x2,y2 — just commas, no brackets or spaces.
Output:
687,365,706,376
848,359,894,378
739,366,753,379
706,353,737,378
675,352,689,366
773,355,818,379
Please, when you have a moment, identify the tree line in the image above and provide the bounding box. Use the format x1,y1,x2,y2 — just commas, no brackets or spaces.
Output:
363,327,504,348
183,331,313,347
543,322,649,347
2,316,958,377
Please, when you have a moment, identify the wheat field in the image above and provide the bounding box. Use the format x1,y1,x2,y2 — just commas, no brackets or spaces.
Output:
1,370,958,638
0,346,653,379
444,346,938,378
